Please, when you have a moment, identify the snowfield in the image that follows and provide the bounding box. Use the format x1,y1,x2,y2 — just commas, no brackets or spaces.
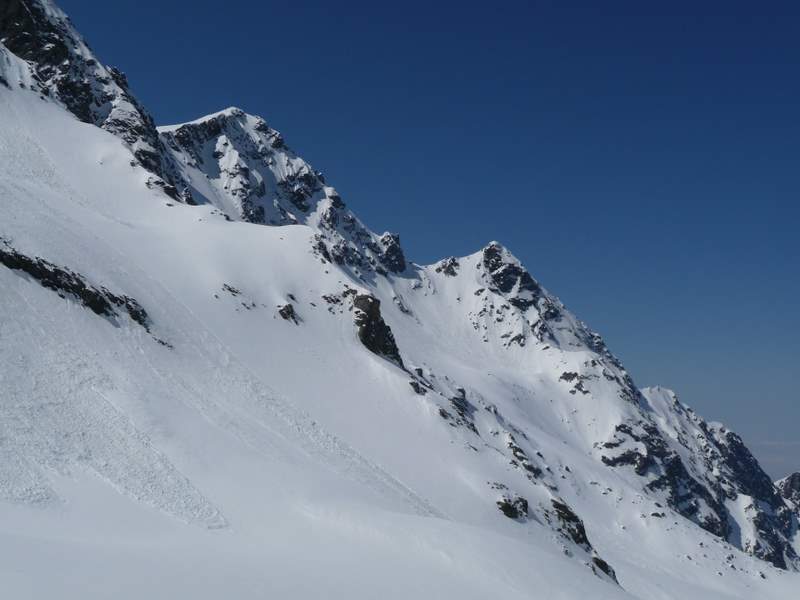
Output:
0,3,798,598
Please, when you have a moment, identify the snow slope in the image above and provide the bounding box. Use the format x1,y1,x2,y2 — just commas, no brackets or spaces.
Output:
0,3,798,598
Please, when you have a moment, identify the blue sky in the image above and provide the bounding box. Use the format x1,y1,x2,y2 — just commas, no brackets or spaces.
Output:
60,0,800,477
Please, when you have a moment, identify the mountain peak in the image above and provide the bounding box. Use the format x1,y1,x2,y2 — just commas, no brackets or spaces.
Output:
218,105,246,118
483,240,505,251
479,241,544,312
159,107,409,277
0,0,181,197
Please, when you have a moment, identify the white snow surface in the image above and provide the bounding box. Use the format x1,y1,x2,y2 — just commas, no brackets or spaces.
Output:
0,34,798,599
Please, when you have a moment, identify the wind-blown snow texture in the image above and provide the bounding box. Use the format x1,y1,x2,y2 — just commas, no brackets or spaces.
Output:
0,2,798,598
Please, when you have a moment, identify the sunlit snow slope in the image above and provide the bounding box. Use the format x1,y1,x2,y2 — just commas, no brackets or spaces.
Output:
0,2,798,599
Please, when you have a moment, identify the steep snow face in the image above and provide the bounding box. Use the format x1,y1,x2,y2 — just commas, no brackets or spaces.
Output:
2,3,800,598
0,0,180,196
158,108,407,278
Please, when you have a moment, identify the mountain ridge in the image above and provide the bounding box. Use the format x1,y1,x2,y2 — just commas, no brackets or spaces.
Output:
0,2,798,598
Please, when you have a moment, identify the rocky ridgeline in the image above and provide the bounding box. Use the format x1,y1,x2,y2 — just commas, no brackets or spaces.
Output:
0,4,408,281
598,387,799,569
0,238,160,341
464,243,642,408
423,245,799,570
158,107,407,279
0,0,182,197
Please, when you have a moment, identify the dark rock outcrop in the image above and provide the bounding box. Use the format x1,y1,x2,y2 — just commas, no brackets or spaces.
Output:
591,556,618,582
352,294,403,367
278,303,298,324
378,233,406,274
0,239,150,332
434,257,460,276
551,499,591,548
497,494,528,520
550,499,618,583
409,380,427,395
507,433,543,479
481,242,544,311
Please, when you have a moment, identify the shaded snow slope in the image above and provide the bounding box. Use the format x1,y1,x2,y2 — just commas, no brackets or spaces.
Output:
1,3,799,598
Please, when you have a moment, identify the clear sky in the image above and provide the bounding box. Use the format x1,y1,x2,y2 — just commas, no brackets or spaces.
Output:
58,0,800,478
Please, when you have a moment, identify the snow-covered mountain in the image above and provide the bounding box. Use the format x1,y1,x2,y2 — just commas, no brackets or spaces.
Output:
158,106,407,277
1,2,797,598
